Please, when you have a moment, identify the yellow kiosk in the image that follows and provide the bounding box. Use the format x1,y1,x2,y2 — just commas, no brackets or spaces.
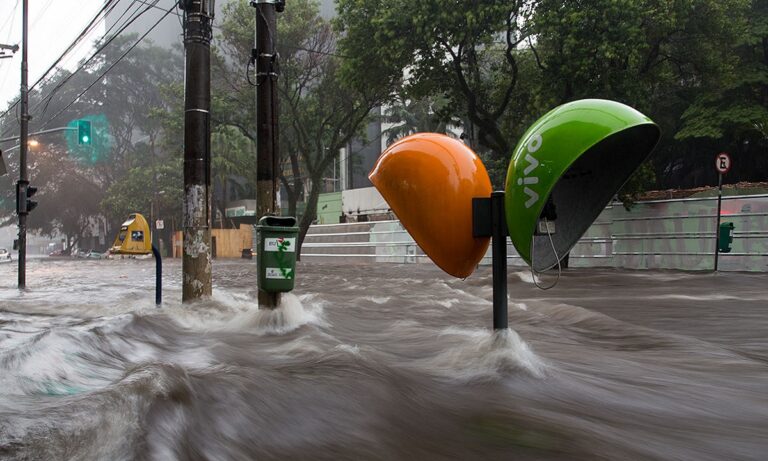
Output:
109,213,152,255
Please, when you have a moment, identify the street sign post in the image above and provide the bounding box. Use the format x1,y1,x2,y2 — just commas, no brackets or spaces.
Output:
713,152,732,271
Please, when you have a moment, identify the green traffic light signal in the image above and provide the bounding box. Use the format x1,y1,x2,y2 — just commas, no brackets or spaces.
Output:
78,119,92,145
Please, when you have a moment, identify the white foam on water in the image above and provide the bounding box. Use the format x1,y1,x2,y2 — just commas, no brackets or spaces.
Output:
222,293,327,335
435,298,460,308
157,290,314,325
436,287,490,307
648,294,764,302
513,302,529,311
0,329,118,395
362,296,391,305
413,327,546,381
334,344,361,355
512,271,535,283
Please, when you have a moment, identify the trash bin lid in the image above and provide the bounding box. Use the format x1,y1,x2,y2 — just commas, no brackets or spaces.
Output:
257,215,298,231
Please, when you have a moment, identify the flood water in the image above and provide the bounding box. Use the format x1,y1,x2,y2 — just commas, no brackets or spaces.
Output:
1,259,767,460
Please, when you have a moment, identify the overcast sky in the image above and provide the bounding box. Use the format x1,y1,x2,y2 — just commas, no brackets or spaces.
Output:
0,0,105,113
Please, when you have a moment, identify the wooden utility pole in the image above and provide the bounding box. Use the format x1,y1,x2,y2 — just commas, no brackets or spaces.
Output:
251,0,284,308
181,0,215,301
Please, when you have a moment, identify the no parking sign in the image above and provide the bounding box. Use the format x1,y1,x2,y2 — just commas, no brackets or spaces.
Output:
715,152,732,174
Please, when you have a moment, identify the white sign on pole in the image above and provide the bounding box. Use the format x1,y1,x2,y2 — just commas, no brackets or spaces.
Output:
715,152,732,174
156,220,164,230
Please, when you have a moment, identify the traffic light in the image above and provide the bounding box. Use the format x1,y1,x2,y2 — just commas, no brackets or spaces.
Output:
16,181,38,214
77,119,92,145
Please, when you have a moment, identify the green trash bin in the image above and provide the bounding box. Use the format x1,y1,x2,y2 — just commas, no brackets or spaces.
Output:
718,222,734,253
257,216,299,292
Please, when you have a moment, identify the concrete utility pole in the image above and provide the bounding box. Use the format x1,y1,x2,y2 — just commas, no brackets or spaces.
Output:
180,0,215,302
251,0,284,308
17,0,29,289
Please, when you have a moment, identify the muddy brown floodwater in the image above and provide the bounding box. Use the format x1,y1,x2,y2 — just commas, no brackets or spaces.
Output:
1,259,767,460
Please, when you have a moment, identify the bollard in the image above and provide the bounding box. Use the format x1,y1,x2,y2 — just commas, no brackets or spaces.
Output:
152,244,162,305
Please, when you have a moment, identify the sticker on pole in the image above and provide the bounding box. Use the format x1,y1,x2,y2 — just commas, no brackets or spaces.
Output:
715,152,732,174
264,237,296,252
266,267,294,279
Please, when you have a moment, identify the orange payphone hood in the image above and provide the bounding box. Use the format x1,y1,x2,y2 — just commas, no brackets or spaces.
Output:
369,133,492,278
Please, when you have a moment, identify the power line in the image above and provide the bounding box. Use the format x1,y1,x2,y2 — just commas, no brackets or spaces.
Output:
32,0,150,120
0,0,20,42
0,0,156,135
32,0,152,122
135,0,182,18
38,4,176,130
0,0,123,129
29,0,55,30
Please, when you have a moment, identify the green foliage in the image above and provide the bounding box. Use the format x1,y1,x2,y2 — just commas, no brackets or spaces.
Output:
337,0,539,159
382,93,453,145
100,157,183,228
216,0,386,249
0,36,183,244
618,162,656,210
337,0,761,196
678,1,768,141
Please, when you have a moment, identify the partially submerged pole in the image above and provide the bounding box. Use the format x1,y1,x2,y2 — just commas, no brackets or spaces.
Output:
152,244,162,305
251,0,283,308
714,171,723,271
181,0,215,301
472,192,509,330
490,191,508,330
17,0,29,289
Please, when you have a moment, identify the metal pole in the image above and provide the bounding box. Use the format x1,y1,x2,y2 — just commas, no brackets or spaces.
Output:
490,191,508,330
152,244,162,305
0,126,77,144
714,172,723,271
253,0,281,308
17,0,29,289
181,0,214,302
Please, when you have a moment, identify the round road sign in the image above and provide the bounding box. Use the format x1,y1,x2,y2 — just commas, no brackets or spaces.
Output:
715,152,732,174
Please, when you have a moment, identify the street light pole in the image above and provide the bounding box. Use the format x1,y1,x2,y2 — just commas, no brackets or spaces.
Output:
17,0,29,289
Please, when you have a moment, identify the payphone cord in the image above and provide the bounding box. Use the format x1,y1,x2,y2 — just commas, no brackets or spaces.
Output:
530,217,561,290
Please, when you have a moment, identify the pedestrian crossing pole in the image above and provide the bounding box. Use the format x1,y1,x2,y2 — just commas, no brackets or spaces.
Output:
17,0,30,289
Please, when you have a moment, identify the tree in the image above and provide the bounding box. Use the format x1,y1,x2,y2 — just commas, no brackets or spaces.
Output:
382,93,453,145
0,142,102,253
100,157,183,236
676,0,768,183
533,0,751,192
0,35,185,246
214,0,388,252
336,0,539,161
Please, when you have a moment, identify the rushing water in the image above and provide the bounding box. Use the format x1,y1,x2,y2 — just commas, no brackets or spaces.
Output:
1,259,767,460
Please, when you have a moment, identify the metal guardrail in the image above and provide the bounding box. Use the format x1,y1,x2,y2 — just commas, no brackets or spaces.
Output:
633,193,768,205
612,211,768,222
303,194,768,266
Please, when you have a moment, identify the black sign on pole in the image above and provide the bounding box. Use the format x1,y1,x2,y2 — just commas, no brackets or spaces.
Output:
713,152,731,271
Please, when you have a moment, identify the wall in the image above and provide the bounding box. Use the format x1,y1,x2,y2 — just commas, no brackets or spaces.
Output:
172,225,253,258
301,194,768,272
317,192,342,224
568,194,768,271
